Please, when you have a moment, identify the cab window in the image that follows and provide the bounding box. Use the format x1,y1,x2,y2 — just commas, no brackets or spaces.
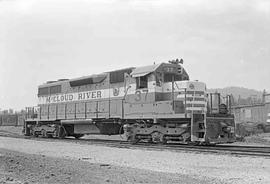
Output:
164,73,182,82
156,72,162,86
136,76,148,89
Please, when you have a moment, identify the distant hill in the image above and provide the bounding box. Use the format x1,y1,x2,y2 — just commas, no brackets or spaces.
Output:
208,87,263,104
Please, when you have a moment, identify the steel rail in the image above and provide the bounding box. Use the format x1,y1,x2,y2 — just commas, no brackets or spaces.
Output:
0,131,270,158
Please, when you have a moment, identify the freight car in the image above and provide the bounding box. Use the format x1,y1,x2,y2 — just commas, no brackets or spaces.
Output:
24,60,235,144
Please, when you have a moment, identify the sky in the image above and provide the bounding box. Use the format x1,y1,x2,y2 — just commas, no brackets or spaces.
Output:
0,0,270,110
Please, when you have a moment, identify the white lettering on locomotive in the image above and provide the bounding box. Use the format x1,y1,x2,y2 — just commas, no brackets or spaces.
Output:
39,90,104,104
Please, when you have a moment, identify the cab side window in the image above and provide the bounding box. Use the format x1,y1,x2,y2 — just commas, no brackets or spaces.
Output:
156,72,162,87
164,73,182,82
136,76,148,89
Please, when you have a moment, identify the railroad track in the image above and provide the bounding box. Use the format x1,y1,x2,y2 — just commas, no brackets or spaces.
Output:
1,130,270,158
74,138,270,158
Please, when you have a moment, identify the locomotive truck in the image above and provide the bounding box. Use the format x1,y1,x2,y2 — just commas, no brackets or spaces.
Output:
24,60,235,144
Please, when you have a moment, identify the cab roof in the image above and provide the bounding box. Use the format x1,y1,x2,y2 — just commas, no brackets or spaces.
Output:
130,63,162,77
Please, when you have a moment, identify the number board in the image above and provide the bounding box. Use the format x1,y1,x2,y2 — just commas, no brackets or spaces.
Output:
163,67,177,73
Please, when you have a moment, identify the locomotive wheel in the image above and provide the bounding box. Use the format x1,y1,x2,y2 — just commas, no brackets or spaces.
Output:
41,129,48,138
31,131,38,137
47,134,53,138
58,126,66,139
127,135,140,144
151,131,164,143
33,131,39,137
189,141,200,146
181,132,191,143
162,138,167,144
30,129,36,137
131,138,140,144
73,134,84,139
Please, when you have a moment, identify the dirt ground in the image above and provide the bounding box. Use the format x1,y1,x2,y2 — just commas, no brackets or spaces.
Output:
0,148,218,184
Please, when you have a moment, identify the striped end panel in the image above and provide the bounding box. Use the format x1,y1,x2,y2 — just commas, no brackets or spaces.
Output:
177,97,206,101
186,110,206,114
176,90,207,113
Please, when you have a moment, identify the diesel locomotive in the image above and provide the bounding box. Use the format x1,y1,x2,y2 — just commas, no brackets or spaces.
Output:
24,60,235,144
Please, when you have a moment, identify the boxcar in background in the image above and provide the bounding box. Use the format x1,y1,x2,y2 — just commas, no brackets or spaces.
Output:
232,102,270,136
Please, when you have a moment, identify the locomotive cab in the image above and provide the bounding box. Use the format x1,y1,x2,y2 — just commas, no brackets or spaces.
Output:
124,61,209,143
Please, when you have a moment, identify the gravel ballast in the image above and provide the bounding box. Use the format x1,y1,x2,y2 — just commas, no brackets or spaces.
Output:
1,148,213,184
0,136,270,184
